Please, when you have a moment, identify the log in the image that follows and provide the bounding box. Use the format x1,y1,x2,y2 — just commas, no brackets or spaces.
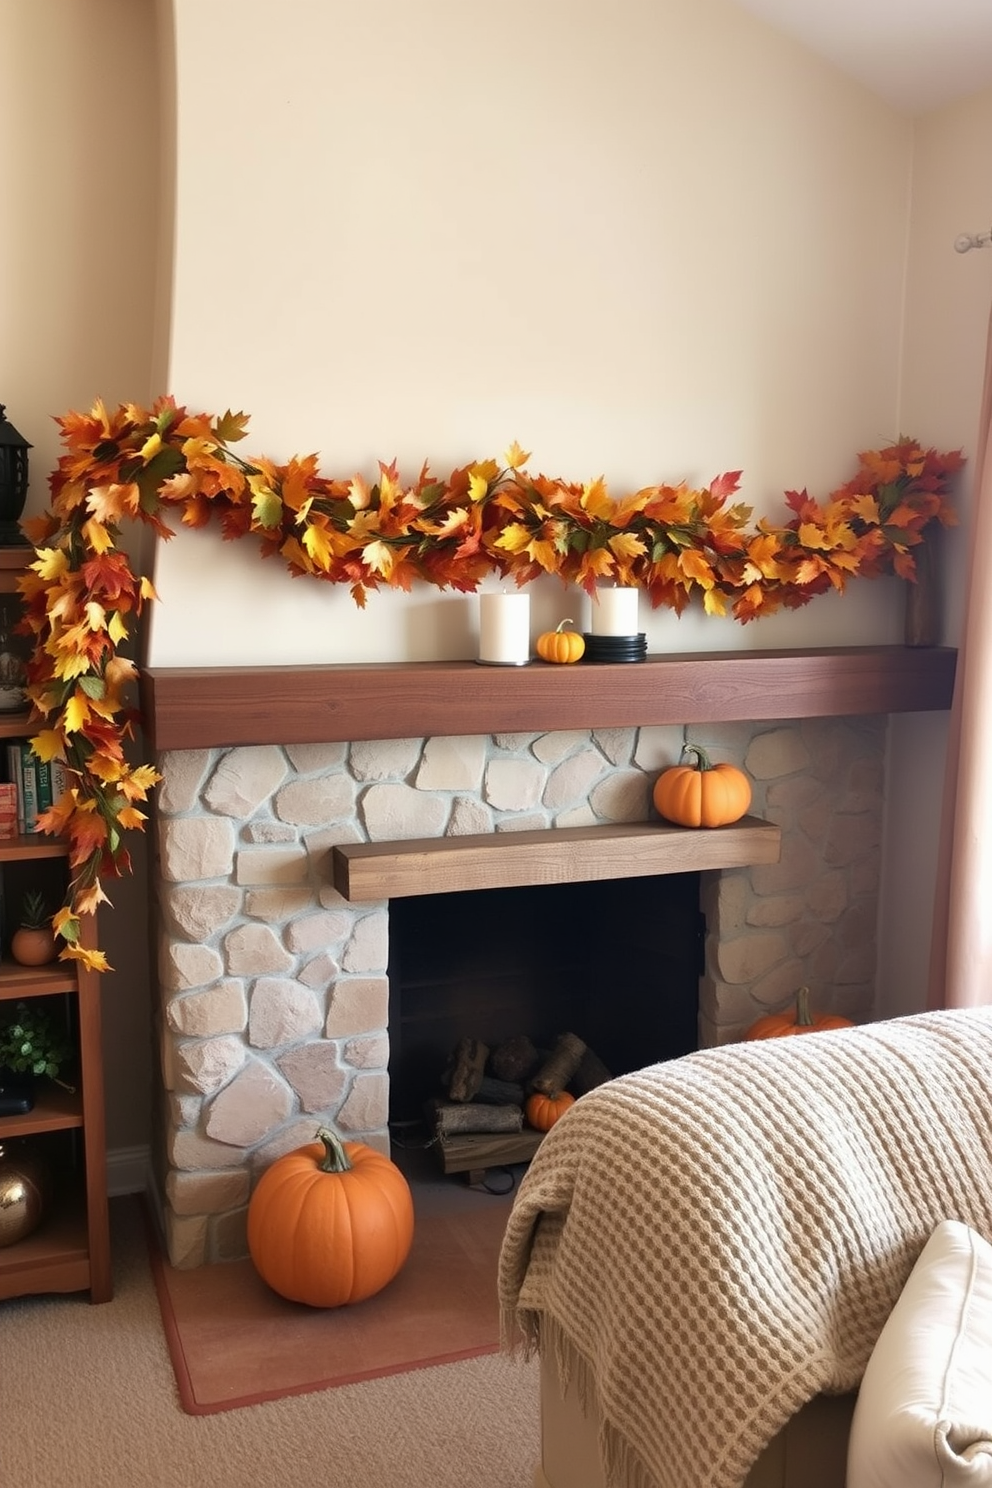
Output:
474,1075,525,1106
490,1034,541,1084
531,1031,587,1096
431,1100,524,1136
572,1045,613,1095
446,1036,490,1102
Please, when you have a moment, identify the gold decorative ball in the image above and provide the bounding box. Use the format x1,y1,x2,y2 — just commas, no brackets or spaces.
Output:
0,1141,50,1247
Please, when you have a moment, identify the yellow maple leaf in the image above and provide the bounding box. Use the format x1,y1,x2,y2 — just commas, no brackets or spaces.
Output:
301,522,337,572
108,611,129,645
32,548,70,583
139,432,163,463
581,477,613,521
467,471,490,504
493,523,533,555
87,482,141,522
362,539,398,578
29,729,65,762
504,442,530,471
608,532,647,563
81,518,117,555
63,692,91,733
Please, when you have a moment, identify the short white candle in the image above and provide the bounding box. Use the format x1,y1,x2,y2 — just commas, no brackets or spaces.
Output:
591,585,639,636
478,591,530,665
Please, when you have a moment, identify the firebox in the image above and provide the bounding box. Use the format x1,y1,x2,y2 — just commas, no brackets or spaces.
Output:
386,872,704,1126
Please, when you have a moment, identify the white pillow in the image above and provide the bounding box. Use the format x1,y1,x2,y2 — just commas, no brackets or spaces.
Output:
847,1219,992,1487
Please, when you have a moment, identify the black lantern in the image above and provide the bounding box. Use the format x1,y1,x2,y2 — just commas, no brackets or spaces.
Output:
0,404,31,547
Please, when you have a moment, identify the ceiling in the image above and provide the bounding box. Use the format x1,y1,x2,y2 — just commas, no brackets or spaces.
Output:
731,0,992,113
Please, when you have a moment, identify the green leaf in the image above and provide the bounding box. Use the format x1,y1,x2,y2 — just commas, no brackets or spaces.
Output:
78,675,106,700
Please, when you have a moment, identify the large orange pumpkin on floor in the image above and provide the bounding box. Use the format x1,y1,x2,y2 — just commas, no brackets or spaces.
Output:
652,743,751,828
745,986,853,1040
247,1126,414,1307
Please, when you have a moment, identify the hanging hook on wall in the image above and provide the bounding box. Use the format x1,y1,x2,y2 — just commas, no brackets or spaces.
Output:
954,229,992,253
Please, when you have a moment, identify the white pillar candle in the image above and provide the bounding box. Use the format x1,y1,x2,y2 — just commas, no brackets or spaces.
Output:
478,592,531,665
591,585,639,636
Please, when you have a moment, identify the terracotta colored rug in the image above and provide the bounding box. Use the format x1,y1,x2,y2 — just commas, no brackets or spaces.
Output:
147,1154,518,1416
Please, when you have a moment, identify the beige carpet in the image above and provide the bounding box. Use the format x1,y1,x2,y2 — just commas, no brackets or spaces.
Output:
149,1160,516,1413
0,1195,541,1488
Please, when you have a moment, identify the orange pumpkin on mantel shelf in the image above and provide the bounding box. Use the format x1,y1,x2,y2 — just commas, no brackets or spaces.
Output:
745,986,854,1041
535,620,585,664
652,743,751,828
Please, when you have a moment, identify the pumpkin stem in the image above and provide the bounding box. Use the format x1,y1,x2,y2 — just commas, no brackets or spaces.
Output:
556,619,575,632
794,986,814,1027
315,1125,353,1173
679,743,713,771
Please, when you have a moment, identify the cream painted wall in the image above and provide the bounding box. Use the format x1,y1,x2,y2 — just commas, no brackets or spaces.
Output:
1,0,162,1156
147,0,915,665
877,88,992,1018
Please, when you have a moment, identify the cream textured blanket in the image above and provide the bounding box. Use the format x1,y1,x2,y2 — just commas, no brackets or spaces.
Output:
498,1007,992,1488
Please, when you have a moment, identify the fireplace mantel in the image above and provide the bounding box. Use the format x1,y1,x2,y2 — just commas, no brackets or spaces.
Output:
140,645,956,751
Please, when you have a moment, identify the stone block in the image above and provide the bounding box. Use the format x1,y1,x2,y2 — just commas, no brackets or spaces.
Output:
543,749,608,810
210,1206,250,1264
276,1043,348,1113
284,910,351,954
340,912,388,974
415,734,487,790
165,1167,250,1216
224,923,294,976
746,727,810,780
336,1071,389,1133
249,978,322,1048
203,745,288,818
285,742,348,773
162,884,241,943
360,782,449,840
716,929,789,984
159,939,225,994
349,737,422,781
175,1035,246,1094
532,731,590,764
205,1060,294,1147
159,816,236,883
448,796,493,835
483,758,545,811
325,977,389,1036
275,773,356,826
164,1209,209,1270
235,845,310,886
588,769,651,822
157,750,213,814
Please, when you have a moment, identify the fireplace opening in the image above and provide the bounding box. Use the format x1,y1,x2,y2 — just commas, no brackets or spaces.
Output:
386,871,704,1127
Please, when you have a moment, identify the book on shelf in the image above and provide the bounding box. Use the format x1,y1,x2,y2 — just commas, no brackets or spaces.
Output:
5,740,40,833
0,780,17,840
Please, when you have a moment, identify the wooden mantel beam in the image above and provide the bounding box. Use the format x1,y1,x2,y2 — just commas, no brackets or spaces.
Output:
139,646,956,752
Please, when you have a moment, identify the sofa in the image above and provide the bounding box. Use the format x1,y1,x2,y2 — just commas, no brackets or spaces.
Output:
498,1006,992,1488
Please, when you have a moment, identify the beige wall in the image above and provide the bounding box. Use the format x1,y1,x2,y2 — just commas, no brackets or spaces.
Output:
147,0,915,665
5,0,992,1157
0,0,163,1160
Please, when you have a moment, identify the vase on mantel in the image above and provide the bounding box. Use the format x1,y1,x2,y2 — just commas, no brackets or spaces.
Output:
903,532,940,648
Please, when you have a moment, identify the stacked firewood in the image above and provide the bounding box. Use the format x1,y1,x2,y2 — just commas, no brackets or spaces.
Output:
429,1031,611,1138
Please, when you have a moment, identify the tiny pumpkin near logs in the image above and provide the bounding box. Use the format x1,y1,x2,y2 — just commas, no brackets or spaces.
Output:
745,986,854,1040
525,1090,576,1132
535,620,585,664
247,1125,414,1308
653,743,751,828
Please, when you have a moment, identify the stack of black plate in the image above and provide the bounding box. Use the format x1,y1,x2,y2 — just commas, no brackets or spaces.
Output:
581,632,647,663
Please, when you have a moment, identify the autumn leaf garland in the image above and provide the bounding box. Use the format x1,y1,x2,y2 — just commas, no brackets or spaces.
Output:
16,396,963,969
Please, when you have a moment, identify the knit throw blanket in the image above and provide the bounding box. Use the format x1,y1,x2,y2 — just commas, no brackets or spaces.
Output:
498,1007,992,1488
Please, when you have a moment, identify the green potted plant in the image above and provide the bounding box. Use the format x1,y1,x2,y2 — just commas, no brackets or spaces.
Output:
0,999,74,1094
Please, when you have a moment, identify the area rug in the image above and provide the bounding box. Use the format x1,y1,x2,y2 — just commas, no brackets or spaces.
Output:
146,1159,517,1416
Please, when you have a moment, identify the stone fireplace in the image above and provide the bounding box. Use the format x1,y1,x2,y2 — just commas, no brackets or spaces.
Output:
151,711,892,1268
141,646,954,1267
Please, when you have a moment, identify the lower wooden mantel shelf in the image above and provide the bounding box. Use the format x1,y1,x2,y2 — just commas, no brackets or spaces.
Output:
333,816,782,901
140,646,956,751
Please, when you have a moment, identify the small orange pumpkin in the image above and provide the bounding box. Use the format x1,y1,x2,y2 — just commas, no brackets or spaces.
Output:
247,1126,414,1307
652,743,751,828
745,986,854,1040
525,1090,576,1131
536,620,585,664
